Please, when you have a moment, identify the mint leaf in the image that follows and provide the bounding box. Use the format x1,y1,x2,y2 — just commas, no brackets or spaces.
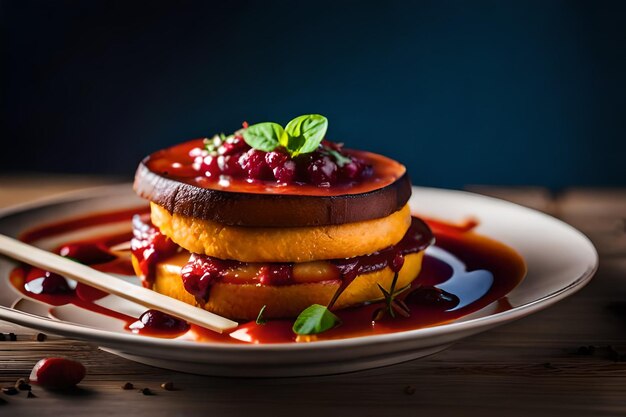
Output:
243,122,283,152
292,304,340,335
241,115,328,157
278,130,306,155
282,114,328,156
256,305,267,325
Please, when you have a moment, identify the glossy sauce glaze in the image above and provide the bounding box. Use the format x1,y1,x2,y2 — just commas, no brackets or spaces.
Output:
130,215,433,303
143,138,407,196
8,208,525,343
131,214,180,287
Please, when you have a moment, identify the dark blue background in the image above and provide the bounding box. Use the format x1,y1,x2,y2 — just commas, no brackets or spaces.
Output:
2,0,625,188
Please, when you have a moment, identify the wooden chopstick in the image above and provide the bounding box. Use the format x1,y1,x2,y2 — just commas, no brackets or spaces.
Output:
0,234,238,333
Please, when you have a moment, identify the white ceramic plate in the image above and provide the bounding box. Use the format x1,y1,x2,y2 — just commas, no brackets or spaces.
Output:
0,184,598,376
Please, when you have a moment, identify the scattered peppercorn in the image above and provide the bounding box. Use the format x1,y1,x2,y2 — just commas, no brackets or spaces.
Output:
15,378,31,391
404,385,416,395
27,391,37,398
8,333,17,341
160,381,174,391
139,388,154,396
122,382,134,390
2,387,18,395
36,333,47,342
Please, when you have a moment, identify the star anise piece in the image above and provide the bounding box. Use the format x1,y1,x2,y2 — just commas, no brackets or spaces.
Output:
372,272,411,322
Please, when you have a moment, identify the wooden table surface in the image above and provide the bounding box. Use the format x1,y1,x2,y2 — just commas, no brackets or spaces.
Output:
0,176,625,417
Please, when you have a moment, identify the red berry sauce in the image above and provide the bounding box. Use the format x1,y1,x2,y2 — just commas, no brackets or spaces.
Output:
405,287,460,310
25,268,73,295
190,135,372,187
130,214,179,287
58,242,116,264
128,309,190,337
145,132,406,198
189,135,372,187
8,206,526,344
173,217,433,303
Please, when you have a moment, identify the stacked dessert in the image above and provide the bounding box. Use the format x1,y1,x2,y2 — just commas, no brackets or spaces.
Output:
131,115,433,323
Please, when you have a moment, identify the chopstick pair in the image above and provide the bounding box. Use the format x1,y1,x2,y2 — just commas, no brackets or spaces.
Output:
0,234,238,333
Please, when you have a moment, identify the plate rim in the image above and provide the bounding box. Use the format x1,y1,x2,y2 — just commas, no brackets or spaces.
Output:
0,183,599,352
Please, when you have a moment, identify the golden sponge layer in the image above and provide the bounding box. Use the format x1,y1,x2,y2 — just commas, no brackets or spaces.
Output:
146,251,424,320
151,202,411,263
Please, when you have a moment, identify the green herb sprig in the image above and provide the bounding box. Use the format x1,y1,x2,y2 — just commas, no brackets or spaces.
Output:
242,114,328,158
292,304,340,335
372,272,411,321
256,305,267,325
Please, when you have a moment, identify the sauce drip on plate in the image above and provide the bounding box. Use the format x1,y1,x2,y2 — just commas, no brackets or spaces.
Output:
8,207,525,344
129,215,433,303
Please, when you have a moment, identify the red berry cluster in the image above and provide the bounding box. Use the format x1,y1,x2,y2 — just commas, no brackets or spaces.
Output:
130,215,179,286
190,136,372,187
180,254,296,302
180,254,226,303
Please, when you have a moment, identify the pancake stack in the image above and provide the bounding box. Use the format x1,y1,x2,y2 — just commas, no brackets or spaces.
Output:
131,116,432,320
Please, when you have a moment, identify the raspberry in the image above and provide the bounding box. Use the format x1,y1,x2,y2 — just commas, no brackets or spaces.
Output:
199,155,221,177
339,160,361,180
218,154,244,176
239,149,271,180
265,151,288,169
307,155,337,186
29,358,86,389
218,136,248,156
360,163,374,179
273,160,297,183
181,255,220,303
135,310,190,334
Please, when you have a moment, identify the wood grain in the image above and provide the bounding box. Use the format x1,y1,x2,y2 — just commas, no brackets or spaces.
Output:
1,178,625,417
